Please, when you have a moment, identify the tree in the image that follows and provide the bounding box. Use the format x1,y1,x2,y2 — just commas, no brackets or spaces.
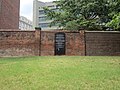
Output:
106,13,120,30
44,0,120,31
106,0,120,31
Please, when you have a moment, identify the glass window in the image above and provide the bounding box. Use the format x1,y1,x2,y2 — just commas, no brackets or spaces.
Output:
39,10,45,15
39,23,50,28
39,16,47,21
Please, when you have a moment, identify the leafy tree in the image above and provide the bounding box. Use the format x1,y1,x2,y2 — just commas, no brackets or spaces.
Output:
106,13,120,30
106,0,120,31
44,0,120,31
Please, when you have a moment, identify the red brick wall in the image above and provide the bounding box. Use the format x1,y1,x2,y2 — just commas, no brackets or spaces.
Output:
66,31,85,55
41,31,55,56
0,29,120,57
40,31,85,56
85,31,120,56
0,30,39,56
0,0,20,29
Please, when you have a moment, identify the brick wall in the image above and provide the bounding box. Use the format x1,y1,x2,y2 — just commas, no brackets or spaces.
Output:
0,29,39,56
85,31,120,56
65,31,85,55
40,31,85,56
40,31,55,56
0,29,120,57
0,0,20,29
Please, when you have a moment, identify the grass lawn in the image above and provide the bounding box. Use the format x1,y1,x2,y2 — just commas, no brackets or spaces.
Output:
0,56,120,90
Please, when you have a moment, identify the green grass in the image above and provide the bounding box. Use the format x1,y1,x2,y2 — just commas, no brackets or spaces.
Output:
0,56,120,90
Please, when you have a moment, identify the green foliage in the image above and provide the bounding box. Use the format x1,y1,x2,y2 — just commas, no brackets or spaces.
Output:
44,0,120,31
107,13,120,30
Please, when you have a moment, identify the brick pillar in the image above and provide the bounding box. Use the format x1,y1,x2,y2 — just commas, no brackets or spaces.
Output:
79,30,86,56
35,27,41,56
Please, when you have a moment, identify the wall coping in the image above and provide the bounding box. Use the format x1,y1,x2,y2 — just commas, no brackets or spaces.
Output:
0,29,35,32
41,30,84,33
0,29,120,33
41,30,120,34
85,31,120,33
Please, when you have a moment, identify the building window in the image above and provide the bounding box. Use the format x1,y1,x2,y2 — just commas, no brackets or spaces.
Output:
39,23,50,28
39,10,45,15
47,5,55,8
39,16,47,21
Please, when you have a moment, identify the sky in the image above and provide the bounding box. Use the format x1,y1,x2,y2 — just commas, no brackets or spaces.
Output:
20,0,54,21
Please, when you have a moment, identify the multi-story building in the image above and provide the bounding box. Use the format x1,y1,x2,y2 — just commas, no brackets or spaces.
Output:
19,16,33,30
0,0,20,29
33,0,60,30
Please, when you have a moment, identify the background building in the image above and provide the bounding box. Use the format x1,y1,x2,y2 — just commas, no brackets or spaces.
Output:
0,0,20,29
33,0,60,30
19,16,33,30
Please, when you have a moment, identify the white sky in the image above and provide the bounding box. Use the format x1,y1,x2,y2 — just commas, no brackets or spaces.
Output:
20,0,54,21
